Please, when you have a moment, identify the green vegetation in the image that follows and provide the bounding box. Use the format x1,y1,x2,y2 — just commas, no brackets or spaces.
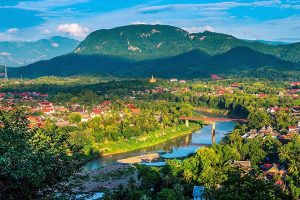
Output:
95,124,199,155
77,24,300,63
2,76,300,199
9,24,300,79
0,109,83,199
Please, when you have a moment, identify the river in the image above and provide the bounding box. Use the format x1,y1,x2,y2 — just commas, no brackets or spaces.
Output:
84,111,235,170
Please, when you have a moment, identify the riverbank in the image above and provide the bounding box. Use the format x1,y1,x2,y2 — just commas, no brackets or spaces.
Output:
93,123,200,156
194,107,229,116
75,164,139,192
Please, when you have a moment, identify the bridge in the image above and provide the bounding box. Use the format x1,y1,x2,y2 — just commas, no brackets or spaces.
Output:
179,116,248,144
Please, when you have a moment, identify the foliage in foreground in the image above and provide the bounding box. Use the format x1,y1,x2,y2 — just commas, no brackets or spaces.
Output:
0,109,83,199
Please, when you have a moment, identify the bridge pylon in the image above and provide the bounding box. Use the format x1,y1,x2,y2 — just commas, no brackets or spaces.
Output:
211,122,216,144
185,119,189,127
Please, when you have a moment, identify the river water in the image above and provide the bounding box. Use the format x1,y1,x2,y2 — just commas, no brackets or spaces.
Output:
84,111,235,170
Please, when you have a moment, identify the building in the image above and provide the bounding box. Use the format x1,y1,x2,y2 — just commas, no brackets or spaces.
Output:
290,82,300,87
261,163,287,179
170,78,178,82
232,160,251,171
211,74,222,80
193,186,205,200
149,74,157,83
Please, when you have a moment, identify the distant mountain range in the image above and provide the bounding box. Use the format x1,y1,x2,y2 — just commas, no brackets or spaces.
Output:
0,36,79,67
8,25,300,79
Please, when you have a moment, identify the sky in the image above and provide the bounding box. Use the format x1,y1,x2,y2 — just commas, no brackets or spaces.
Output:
0,0,300,42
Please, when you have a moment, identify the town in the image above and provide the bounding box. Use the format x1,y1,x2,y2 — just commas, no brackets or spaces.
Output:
1,76,300,199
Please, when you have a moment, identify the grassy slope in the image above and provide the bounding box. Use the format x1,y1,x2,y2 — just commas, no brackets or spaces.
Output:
93,124,200,156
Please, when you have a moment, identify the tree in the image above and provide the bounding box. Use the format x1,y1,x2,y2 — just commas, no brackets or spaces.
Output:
279,136,300,199
248,110,272,129
68,112,82,123
156,189,177,200
214,169,289,200
0,109,83,199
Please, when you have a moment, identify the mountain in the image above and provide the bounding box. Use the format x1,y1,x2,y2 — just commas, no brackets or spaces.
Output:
9,24,300,79
74,24,300,62
10,46,299,79
124,47,299,78
0,36,80,67
253,40,290,45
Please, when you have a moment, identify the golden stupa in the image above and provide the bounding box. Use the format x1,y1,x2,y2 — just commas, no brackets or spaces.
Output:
149,74,157,83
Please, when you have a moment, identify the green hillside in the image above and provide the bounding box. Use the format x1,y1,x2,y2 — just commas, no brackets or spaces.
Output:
74,24,300,62
9,24,300,79
10,47,299,79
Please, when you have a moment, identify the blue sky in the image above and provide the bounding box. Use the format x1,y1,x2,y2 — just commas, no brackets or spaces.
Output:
0,0,300,42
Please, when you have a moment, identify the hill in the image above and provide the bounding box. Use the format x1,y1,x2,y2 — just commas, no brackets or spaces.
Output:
74,24,300,62
0,37,80,67
9,24,300,79
10,47,299,79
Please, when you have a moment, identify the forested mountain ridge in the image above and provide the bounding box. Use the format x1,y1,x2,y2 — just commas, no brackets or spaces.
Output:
74,24,300,62
9,24,300,79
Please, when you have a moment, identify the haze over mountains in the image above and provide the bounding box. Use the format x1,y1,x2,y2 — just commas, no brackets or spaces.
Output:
0,37,79,67
8,24,300,79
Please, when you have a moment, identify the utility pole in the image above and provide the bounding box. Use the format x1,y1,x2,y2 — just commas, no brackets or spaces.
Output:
4,65,8,81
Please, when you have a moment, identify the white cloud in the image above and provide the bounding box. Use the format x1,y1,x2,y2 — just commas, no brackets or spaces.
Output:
41,29,51,34
131,21,162,25
137,1,286,14
11,0,89,11
203,25,215,32
184,25,215,33
131,21,147,25
7,28,19,33
57,23,89,37
0,52,11,56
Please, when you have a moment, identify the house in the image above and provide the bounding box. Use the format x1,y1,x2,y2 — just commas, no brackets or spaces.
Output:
126,104,136,109
257,93,267,98
38,101,53,108
291,106,300,113
130,108,141,114
290,82,300,87
242,129,258,139
229,83,241,88
90,108,105,118
179,80,186,84
232,160,251,171
170,78,178,82
267,106,280,114
288,126,298,133
80,113,91,122
0,93,6,99
27,116,43,128
193,186,205,200
211,74,222,80
100,101,111,108
40,94,49,98
261,163,287,179
42,107,55,115
243,126,280,139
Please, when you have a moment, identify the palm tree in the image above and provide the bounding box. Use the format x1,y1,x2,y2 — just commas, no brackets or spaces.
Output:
140,195,151,200
288,160,298,175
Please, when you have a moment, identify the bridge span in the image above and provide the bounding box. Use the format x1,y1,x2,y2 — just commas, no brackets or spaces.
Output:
179,116,248,144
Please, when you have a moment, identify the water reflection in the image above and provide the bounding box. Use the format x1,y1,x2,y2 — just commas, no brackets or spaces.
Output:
84,121,235,170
